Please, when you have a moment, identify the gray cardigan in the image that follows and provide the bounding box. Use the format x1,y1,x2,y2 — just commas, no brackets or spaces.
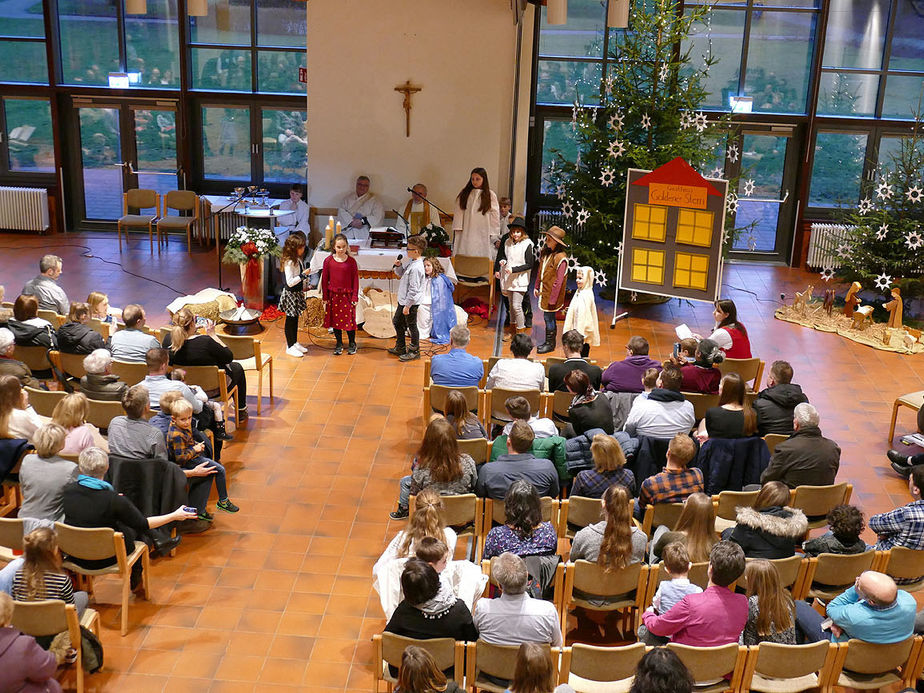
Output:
570,521,647,564
18,454,78,522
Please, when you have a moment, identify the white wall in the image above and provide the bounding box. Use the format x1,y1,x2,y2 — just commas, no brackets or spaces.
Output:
306,0,519,216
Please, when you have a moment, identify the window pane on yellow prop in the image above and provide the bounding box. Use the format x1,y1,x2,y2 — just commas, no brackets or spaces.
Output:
673,252,710,290
631,248,665,284
632,204,668,242
676,209,714,247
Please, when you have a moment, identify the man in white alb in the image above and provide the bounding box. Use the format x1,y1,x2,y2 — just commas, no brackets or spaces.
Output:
337,175,384,243
276,183,310,239
401,183,441,236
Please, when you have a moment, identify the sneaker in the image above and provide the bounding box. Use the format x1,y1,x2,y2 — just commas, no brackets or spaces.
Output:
286,345,304,357
333,345,343,355
198,511,214,522
295,343,308,353
399,351,420,362
217,499,240,513
389,506,409,520
387,346,406,356
347,344,357,355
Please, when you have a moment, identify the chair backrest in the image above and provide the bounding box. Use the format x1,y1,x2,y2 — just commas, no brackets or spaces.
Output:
563,495,602,537
543,356,566,377
125,188,158,210
54,521,119,562
380,632,458,674
54,350,88,378
571,559,645,600
811,551,877,588
791,482,852,520
216,333,257,361
408,493,481,535
452,255,492,281
11,599,78,639
751,640,834,680
740,555,805,591
24,386,66,417
85,398,125,430
489,496,557,528
551,389,573,424
37,309,64,328
717,357,764,391
763,433,789,454
109,359,149,385
565,642,647,687
0,516,25,551
842,637,914,675
881,547,924,582
165,190,197,214
489,387,542,420
642,502,685,536
667,642,745,684
457,437,489,465
180,364,224,392
714,489,759,520
682,392,720,422
15,345,52,372
473,640,548,681
86,318,112,339
430,384,479,413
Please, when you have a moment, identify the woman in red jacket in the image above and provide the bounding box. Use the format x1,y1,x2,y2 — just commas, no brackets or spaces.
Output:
708,299,752,358
321,234,360,355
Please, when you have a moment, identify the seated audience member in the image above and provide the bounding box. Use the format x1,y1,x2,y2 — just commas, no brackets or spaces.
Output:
62,447,195,588
483,480,558,560
548,329,602,392
384,558,478,642
142,347,202,415
429,325,484,388
107,385,167,459
570,434,636,498
476,422,560,500
888,449,924,477
167,399,238,516
635,433,703,519
376,489,458,568
11,295,53,330
623,365,695,439
564,370,614,437
741,559,796,645
695,372,757,441
391,417,477,520
0,592,62,693
443,390,487,440
12,527,88,617
501,395,557,439
0,375,46,440
414,537,487,617
18,423,77,524
79,348,127,401
725,481,807,559
508,642,573,693
759,403,840,488
8,296,56,351
869,466,924,565
571,483,646,567
20,254,68,314
396,645,464,693
637,542,702,645
473,551,563,646
601,336,661,394
677,338,723,394
86,291,116,330
628,647,694,693
109,304,161,363
640,367,659,396
803,504,868,557
149,390,182,437
753,360,809,435
485,333,545,392
705,299,751,358
56,302,107,355
0,327,43,390
825,570,916,643
649,492,717,564
52,392,107,455
641,540,748,645
0,286,8,323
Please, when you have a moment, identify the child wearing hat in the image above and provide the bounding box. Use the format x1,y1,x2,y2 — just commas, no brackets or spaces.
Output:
535,226,568,354
495,216,535,340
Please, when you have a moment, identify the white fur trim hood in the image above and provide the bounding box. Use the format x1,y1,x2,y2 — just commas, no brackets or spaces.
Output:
734,506,808,538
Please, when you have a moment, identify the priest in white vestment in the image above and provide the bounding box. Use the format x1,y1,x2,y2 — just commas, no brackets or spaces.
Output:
452,167,500,260
401,183,442,236
337,175,385,243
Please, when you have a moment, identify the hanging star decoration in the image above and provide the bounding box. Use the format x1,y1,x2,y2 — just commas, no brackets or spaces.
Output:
874,273,892,290
710,166,724,179
820,267,835,282
608,139,626,159
907,185,924,203
835,242,850,258
566,256,581,271
679,111,694,130
905,229,924,250
555,184,566,201
576,208,590,226
727,143,740,163
658,64,670,83
594,270,608,288
726,193,739,214
857,197,873,215
694,112,708,133
876,180,893,201
608,111,624,131
641,113,652,130
561,200,574,218
742,179,756,197
599,167,616,187
876,224,889,240
614,242,623,255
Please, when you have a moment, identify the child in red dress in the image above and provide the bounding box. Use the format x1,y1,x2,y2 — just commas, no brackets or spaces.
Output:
321,233,360,355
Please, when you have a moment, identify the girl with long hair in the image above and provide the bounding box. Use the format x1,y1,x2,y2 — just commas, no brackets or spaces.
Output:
443,390,487,440
696,372,757,441
321,233,360,355
650,492,717,563
708,299,751,358
507,643,560,693
570,434,635,498
52,392,107,454
395,645,462,693
482,480,557,560
535,226,569,354
0,374,46,440
571,483,646,571
452,167,500,259
12,527,89,616
563,267,600,348
278,231,310,357
741,559,796,645
417,256,457,345
726,481,807,559
86,291,116,336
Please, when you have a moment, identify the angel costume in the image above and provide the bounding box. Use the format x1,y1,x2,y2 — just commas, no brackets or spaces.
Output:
452,188,500,259
563,266,601,347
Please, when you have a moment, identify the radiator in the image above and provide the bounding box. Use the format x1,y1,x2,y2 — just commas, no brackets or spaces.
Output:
0,187,49,233
535,209,564,230
807,223,852,269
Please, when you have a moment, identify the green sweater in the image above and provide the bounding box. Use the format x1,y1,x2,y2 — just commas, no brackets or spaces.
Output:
490,434,569,481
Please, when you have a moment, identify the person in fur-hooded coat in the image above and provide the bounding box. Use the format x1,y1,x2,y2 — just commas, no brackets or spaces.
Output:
723,481,807,559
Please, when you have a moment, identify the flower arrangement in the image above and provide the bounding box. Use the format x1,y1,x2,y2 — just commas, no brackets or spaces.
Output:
420,223,451,257
222,227,282,265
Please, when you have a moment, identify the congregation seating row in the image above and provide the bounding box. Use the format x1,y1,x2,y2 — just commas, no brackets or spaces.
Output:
372,632,924,693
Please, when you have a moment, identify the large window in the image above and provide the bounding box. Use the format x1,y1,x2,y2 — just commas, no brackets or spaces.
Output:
3,98,54,173
808,131,868,207
0,0,47,84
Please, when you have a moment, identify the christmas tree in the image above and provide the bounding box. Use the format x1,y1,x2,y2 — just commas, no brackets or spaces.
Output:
548,0,741,280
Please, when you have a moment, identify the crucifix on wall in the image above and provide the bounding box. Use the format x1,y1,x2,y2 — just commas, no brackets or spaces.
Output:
394,80,422,138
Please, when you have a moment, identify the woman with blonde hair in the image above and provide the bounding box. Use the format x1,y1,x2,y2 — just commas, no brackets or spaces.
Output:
741,559,796,645
52,392,107,454
443,390,487,440
163,307,248,421
86,291,116,332
696,372,757,441
12,527,88,616
0,374,47,440
18,423,77,523
650,492,717,564
377,489,457,568
570,434,635,499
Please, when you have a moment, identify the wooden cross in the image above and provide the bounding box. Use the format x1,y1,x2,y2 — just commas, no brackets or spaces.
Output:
394,80,421,138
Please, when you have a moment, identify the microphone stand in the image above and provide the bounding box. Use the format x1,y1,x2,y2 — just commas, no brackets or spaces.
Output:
207,192,247,292
406,187,451,218
391,209,411,246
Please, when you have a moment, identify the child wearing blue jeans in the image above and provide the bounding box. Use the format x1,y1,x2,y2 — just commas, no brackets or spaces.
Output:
167,399,239,518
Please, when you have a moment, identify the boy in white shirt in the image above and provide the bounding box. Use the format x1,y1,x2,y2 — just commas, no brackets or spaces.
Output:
389,235,427,362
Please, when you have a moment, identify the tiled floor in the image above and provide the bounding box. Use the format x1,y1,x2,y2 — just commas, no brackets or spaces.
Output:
2,232,923,691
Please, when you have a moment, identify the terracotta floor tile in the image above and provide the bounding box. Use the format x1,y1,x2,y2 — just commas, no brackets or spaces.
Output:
257,658,307,685
311,637,357,663
214,655,266,683
130,648,182,675
174,651,223,680
238,609,284,634
227,631,274,658
268,634,316,660
302,660,353,687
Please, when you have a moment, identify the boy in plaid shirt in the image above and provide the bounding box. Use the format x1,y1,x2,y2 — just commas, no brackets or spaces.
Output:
167,399,239,517
634,433,703,519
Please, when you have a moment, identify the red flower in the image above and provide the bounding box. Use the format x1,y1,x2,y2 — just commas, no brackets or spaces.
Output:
241,241,258,257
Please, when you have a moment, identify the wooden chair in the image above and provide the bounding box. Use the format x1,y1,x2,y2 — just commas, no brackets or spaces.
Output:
156,190,199,253
48,350,87,381
683,392,719,422
371,632,463,692
11,600,101,693
790,482,852,535
548,389,573,430
559,642,648,692
86,317,114,340
37,309,65,328
15,345,54,374
560,495,603,540
717,357,765,392
218,333,274,415
738,555,807,594
888,390,924,443
0,515,25,563
484,497,559,543
481,555,565,612
666,642,748,693
875,547,924,592
561,560,650,637
830,636,924,691
118,188,159,252
763,433,789,454
640,502,685,537
422,384,481,428
801,550,877,603
84,398,125,432
409,493,484,561
0,446,29,518
109,359,149,386
55,521,151,636
740,640,840,693
24,386,66,417
644,561,714,606
484,387,543,429
466,640,557,693
181,364,239,424
457,437,491,466
452,254,495,318
713,489,759,534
